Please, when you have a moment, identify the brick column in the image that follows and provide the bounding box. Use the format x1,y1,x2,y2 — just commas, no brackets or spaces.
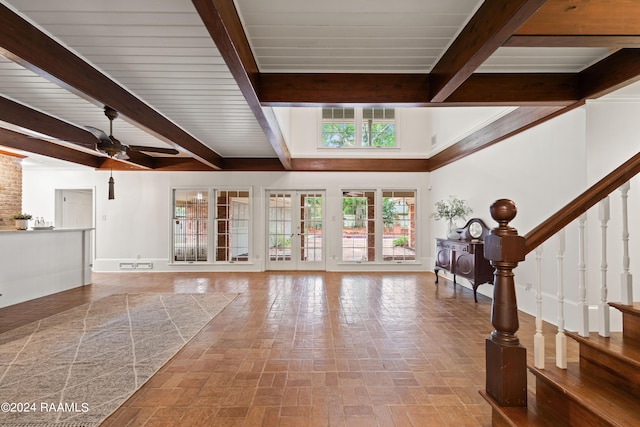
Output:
0,151,24,230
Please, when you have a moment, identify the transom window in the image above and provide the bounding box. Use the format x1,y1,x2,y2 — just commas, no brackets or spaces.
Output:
321,108,396,148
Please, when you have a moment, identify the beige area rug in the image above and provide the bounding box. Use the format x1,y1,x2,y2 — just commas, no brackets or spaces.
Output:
0,293,237,427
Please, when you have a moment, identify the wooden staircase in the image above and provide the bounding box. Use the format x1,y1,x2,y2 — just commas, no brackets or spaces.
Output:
483,302,640,426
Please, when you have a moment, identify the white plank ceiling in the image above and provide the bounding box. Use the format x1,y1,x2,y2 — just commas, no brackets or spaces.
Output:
0,0,634,167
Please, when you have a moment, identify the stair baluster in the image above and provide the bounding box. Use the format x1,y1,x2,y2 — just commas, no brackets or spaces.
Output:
620,181,632,304
555,229,567,369
534,244,545,369
578,213,589,337
599,196,610,337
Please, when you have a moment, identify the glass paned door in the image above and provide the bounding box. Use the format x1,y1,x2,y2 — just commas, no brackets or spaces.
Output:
173,189,208,262
267,191,325,270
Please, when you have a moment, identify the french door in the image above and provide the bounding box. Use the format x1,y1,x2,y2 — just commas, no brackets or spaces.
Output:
267,190,325,270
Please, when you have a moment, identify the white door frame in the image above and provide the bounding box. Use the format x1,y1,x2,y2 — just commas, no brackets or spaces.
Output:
266,190,325,270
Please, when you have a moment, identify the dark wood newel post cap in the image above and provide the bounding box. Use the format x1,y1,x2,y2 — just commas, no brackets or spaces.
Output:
490,199,517,227
485,199,525,263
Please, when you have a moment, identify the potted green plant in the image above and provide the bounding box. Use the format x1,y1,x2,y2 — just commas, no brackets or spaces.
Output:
13,213,32,230
431,196,472,240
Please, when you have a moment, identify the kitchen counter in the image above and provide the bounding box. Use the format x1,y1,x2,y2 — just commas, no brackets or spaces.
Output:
0,228,93,308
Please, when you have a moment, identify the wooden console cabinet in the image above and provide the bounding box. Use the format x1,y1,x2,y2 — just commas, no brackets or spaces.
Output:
434,218,494,302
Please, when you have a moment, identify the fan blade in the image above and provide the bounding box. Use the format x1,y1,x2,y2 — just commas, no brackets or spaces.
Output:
85,126,111,144
128,145,179,155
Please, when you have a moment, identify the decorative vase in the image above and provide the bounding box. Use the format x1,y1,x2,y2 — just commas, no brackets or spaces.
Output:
15,219,29,230
447,218,461,240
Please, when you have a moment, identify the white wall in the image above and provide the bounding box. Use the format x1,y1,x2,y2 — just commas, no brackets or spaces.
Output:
22,169,432,273
19,100,640,333
288,107,432,158
284,106,515,159
426,106,516,155
430,101,640,332
429,106,589,327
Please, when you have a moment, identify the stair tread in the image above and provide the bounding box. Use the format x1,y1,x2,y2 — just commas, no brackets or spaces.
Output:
609,301,640,315
566,331,640,369
480,390,550,427
530,362,640,426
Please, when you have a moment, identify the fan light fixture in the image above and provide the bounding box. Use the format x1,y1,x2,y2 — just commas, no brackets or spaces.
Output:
85,105,179,200
108,170,115,200
96,107,128,159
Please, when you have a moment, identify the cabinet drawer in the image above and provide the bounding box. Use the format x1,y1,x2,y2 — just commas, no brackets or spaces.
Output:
451,242,471,253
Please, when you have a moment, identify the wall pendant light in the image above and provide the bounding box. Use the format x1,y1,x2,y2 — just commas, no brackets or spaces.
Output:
108,170,115,200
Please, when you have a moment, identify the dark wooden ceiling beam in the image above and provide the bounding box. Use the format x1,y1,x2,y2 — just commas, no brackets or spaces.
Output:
0,3,223,170
578,49,640,99
428,106,566,171
516,0,640,35
221,158,286,171
0,127,105,168
260,73,581,106
259,73,430,106
193,0,292,170
151,157,216,171
291,158,430,172
0,95,161,170
505,35,640,48
114,152,157,170
446,74,577,106
429,0,547,103
100,157,155,171
0,95,98,147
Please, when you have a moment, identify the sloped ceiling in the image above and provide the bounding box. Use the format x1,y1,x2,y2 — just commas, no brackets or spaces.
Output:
0,0,639,172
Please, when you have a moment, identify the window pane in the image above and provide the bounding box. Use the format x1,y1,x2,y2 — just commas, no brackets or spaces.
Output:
322,123,355,147
173,190,208,262
216,190,250,262
342,191,375,262
300,194,323,262
382,190,416,262
361,108,395,147
322,108,356,147
269,194,292,261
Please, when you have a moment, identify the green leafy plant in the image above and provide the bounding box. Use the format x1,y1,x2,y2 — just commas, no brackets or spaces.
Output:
382,198,397,227
431,196,472,222
13,213,32,220
393,236,409,247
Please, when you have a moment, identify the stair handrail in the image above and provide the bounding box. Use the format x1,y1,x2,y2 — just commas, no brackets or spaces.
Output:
524,151,640,254
484,150,640,410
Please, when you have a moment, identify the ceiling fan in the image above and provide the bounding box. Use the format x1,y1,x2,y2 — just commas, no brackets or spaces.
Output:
85,106,179,159
82,106,179,200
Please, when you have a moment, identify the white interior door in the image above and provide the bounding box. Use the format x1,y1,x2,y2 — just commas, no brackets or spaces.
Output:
267,190,325,270
57,189,93,228
55,188,94,265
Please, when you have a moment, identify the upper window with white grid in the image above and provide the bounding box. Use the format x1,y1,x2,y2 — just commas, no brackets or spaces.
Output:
321,107,396,148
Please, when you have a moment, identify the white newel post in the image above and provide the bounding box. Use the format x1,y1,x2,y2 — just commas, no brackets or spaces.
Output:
556,229,567,369
534,244,545,369
620,181,633,304
578,214,589,337
599,196,610,337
